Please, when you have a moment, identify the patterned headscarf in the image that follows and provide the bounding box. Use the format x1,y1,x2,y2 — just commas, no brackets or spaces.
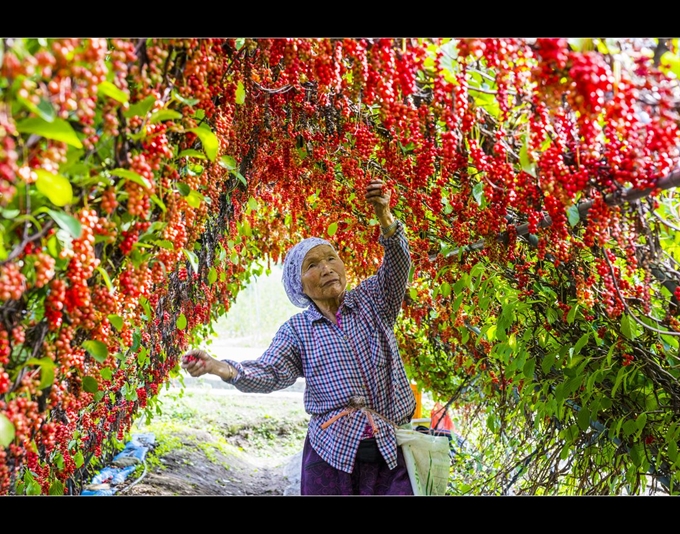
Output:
282,237,332,308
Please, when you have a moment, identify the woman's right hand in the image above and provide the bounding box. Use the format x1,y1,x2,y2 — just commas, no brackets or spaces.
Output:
181,349,236,381
181,349,213,377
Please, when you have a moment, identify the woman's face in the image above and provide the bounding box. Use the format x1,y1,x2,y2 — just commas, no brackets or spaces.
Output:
300,244,347,304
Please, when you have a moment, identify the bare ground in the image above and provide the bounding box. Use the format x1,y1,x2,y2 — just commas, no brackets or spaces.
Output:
107,376,308,497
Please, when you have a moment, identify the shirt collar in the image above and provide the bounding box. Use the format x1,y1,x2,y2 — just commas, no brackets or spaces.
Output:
302,288,356,323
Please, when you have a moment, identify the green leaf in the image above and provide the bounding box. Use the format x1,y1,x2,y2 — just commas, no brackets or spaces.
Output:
327,222,338,237
612,366,629,397
573,332,589,356
523,357,536,379
0,413,16,447
235,80,246,105
233,171,247,186
25,475,42,495
35,169,73,206
48,480,65,495
98,81,129,104
208,267,217,285
108,314,123,331
140,297,152,319
541,352,556,374
178,149,206,159
620,314,639,340
669,440,678,462
150,109,182,124
155,239,175,250
219,155,238,171
566,303,579,324
185,190,204,209
183,249,199,274
110,168,153,190
577,406,591,431
440,281,451,299
82,376,99,393
661,334,679,350
472,182,484,205
74,451,84,468
567,205,581,227
100,367,113,381
16,116,83,148
176,182,191,196
17,94,56,122
95,266,113,293
176,313,187,330
188,125,219,161
46,209,82,239
0,232,6,261
124,95,156,118
25,357,56,389
82,340,108,363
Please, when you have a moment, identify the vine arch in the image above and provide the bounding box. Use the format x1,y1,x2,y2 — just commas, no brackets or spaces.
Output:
1,37,680,494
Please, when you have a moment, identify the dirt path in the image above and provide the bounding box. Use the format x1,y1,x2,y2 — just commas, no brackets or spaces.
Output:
111,377,308,496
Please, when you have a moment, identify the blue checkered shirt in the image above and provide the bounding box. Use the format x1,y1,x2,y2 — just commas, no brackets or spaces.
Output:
222,221,416,473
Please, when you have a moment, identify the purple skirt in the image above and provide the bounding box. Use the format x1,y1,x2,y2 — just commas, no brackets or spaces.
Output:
299,434,414,495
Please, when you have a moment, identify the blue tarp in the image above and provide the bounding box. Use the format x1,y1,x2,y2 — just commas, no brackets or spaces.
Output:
81,432,155,496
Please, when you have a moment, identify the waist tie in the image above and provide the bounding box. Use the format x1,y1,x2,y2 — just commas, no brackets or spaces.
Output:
320,395,386,435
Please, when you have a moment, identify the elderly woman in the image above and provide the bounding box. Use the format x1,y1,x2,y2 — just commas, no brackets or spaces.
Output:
182,178,416,495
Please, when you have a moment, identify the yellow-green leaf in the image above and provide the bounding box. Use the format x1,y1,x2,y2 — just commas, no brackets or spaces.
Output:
233,171,247,186
189,125,219,162
95,266,113,293
110,168,153,190
155,240,175,250
46,209,82,239
185,190,204,209
176,313,187,330
26,357,56,389
16,117,83,148
82,376,99,393
183,249,199,273
108,314,123,331
577,406,591,431
35,169,73,206
97,81,129,104
0,413,16,447
100,367,113,381
208,267,217,285
82,340,108,363
124,95,156,118
235,81,246,105
178,149,207,159
17,95,56,122
48,480,65,495
327,222,338,237
150,109,182,124
219,155,238,170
